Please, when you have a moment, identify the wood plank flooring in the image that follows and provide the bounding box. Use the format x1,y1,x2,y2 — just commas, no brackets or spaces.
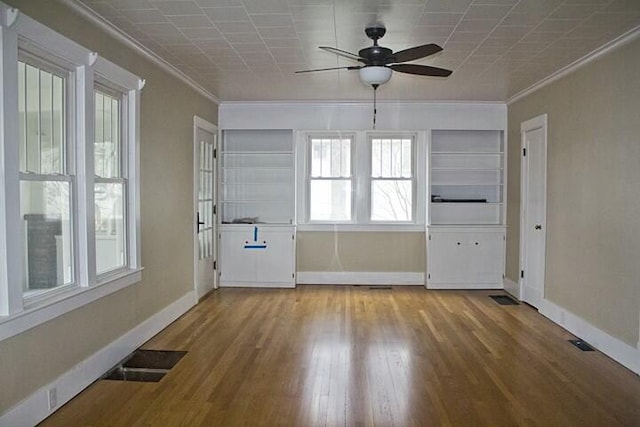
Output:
41,286,640,426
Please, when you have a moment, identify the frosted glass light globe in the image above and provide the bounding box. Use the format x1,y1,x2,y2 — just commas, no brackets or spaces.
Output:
359,66,392,86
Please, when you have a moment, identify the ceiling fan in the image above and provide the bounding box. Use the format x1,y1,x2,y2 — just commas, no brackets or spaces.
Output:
295,26,452,128
295,25,452,86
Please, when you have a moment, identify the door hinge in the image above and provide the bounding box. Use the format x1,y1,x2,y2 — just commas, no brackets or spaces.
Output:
520,270,524,278
213,148,217,159
428,235,431,240
522,148,527,156
428,273,430,279
213,204,217,215
292,234,295,240
292,273,295,278
213,260,217,270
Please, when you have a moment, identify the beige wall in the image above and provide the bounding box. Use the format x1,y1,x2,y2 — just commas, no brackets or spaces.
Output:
0,0,217,413
297,232,425,273
507,36,640,346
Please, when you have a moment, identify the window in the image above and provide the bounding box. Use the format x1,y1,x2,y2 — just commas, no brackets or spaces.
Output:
308,136,352,221
370,136,414,222
299,132,422,228
0,4,143,339
94,89,127,275
18,59,75,299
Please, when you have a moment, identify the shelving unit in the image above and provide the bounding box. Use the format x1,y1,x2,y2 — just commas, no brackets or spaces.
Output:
220,130,294,225
427,130,506,290
219,130,296,288
429,130,505,225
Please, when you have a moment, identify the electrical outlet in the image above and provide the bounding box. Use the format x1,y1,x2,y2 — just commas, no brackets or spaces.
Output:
48,387,57,410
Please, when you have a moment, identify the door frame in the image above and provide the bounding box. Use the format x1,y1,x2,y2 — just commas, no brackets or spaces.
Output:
193,116,218,302
519,113,547,306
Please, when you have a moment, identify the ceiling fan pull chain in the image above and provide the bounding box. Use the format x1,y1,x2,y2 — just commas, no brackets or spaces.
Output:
372,84,378,130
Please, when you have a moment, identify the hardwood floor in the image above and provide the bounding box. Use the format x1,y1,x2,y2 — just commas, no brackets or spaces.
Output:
42,286,640,426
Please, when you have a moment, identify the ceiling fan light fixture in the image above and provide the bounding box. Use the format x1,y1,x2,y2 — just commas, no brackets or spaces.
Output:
359,66,392,86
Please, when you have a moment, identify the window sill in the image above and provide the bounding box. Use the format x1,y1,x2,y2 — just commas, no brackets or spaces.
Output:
297,223,425,232
0,268,143,342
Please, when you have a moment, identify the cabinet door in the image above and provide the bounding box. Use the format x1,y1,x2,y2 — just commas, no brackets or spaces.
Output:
219,230,257,283
256,230,294,284
466,232,504,284
428,232,469,284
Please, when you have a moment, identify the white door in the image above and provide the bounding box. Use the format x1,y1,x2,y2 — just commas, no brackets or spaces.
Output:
194,117,217,300
520,114,547,308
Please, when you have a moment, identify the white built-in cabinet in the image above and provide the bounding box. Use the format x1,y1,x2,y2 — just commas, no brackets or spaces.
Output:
427,130,506,289
218,130,296,288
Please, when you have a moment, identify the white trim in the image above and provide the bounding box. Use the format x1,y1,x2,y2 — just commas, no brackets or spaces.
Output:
296,224,425,232
76,64,97,288
427,282,503,290
519,114,547,308
296,271,425,285
194,116,217,134
539,298,640,375
508,27,640,105
503,276,519,300
0,22,22,315
0,269,143,341
219,281,296,289
12,5,91,68
58,0,219,105
94,56,138,91
0,290,195,427
193,116,218,301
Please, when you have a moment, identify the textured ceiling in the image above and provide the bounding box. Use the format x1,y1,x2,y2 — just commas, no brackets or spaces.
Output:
76,0,640,102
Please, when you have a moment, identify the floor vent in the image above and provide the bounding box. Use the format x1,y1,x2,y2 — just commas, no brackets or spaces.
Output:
569,339,595,352
489,295,519,305
103,350,187,382
369,286,392,290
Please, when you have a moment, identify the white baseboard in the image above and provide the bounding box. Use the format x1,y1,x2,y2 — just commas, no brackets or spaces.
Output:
219,282,295,288
503,277,519,299
427,282,503,290
0,291,196,427
296,272,425,285
539,299,640,375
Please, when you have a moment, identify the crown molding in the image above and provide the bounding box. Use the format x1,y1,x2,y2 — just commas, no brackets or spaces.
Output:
508,26,640,105
58,0,219,105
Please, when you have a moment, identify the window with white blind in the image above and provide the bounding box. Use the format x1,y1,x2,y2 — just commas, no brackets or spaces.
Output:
370,136,414,222
308,136,353,221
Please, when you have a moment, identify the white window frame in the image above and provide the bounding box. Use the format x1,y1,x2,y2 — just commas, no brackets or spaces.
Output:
93,81,130,279
305,133,355,224
297,130,426,231
17,54,79,306
367,133,418,223
0,4,144,341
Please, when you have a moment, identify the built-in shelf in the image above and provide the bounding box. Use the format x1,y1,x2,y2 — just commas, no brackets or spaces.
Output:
220,130,294,225
430,130,505,225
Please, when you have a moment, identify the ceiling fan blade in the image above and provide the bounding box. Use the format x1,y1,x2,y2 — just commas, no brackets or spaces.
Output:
295,65,362,74
389,64,452,77
392,44,443,63
319,46,365,62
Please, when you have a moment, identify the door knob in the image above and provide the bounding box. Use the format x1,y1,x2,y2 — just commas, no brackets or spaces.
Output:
534,224,542,230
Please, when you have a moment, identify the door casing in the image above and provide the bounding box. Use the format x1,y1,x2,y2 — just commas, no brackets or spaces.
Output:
519,114,548,307
193,116,218,302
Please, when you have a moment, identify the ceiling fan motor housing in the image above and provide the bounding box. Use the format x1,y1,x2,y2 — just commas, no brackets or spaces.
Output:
358,46,394,66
